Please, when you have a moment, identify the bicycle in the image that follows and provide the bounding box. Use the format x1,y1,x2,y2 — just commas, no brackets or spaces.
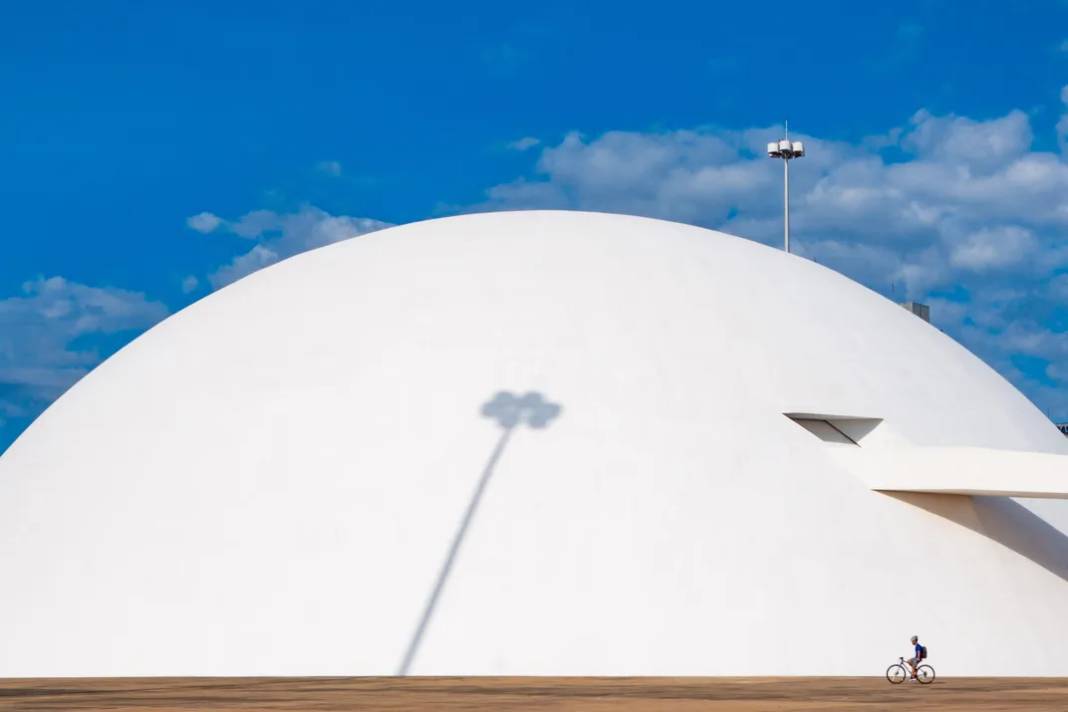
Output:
886,656,935,684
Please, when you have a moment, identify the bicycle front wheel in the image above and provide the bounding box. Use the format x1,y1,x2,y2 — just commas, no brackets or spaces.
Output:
917,665,935,684
886,664,907,684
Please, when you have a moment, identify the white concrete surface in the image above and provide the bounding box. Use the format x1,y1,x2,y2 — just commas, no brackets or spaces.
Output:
863,447,1068,498
0,210,1065,677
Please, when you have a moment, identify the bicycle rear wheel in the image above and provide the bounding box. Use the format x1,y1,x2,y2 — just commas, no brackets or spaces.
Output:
886,664,907,684
917,665,935,684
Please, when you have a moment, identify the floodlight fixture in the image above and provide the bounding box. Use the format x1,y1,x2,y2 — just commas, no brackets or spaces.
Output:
767,125,806,253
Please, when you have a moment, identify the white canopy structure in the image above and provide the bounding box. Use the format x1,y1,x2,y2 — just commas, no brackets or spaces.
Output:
0,210,1065,677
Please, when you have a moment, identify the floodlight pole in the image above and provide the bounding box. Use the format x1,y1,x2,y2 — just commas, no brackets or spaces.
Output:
783,155,790,254
767,124,805,254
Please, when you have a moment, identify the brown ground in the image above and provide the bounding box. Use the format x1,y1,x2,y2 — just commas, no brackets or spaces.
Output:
1,676,1066,711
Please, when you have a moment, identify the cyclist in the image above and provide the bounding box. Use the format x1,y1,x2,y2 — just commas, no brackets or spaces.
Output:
906,635,927,679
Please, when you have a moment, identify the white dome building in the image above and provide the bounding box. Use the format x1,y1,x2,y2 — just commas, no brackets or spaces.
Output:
0,210,1065,677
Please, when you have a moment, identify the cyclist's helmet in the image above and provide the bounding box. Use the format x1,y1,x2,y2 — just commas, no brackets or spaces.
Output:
910,635,918,643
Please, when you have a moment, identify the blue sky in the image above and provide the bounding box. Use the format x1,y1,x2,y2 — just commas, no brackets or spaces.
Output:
3,0,1068,450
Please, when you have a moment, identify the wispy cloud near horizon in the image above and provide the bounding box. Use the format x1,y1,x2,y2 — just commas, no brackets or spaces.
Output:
0,277,168,445
184,205,391,289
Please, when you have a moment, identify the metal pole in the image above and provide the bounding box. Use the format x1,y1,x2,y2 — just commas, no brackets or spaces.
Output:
783,157,790,254
766,124,803,254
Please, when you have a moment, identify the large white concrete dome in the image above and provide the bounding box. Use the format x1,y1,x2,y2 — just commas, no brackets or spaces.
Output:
1,210,1066,677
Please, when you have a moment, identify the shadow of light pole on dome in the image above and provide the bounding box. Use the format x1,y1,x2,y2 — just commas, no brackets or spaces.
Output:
397,391,562,676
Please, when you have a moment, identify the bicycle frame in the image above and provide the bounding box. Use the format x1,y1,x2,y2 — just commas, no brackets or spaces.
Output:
888,656,934,685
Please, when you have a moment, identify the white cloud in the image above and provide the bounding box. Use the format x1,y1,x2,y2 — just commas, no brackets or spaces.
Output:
902,109,1032,173
180,275,199,294
191,205,391,289
485,129,760,224
316,160,343,177
0,277,169,428
948,226,1038,272
186,211,223,234
209,245,280,289
228,209,281,239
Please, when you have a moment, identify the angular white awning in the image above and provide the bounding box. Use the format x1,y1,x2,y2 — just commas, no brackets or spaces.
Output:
787,413,1068,499
856,447,1068,499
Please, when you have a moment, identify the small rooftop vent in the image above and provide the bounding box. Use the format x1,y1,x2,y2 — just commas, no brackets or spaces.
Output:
900,301,930,322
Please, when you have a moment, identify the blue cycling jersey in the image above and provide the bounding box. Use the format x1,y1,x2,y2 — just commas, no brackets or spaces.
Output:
915,643,924,657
